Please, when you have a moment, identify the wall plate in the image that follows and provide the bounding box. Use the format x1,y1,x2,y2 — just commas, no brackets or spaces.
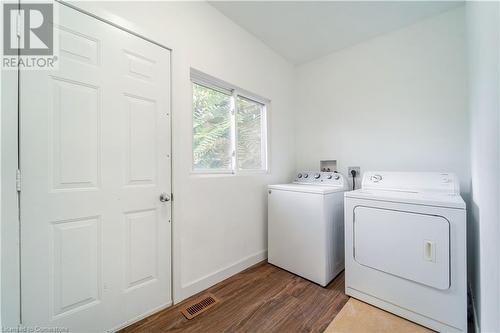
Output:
348,166,361,177
320,160,337,172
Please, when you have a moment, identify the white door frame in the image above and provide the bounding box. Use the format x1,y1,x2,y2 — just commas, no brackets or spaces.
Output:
0,0,175,327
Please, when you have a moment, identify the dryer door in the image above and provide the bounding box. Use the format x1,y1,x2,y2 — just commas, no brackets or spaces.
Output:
353,206,450,290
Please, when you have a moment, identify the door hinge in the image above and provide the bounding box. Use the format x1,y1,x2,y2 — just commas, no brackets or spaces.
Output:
16,169,21,192
16,11,22,39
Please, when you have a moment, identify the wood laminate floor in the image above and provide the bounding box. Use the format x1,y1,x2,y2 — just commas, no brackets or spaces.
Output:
121,262,349,333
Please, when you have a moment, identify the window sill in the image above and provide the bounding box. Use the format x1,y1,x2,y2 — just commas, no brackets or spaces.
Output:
190,169,270,177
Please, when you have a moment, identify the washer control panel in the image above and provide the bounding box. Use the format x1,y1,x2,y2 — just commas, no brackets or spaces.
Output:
294,171,346,187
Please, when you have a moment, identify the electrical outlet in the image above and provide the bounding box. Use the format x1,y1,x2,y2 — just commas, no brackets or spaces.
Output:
348,166,361,177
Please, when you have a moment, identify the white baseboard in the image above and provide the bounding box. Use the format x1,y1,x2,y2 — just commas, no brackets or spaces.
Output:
110,250,268,330
178,250,267,302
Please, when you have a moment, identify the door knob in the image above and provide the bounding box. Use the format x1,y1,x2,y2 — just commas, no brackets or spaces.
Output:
159,192,170,202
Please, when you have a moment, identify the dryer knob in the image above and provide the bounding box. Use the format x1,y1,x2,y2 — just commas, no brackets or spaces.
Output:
297,173,303,178
304,174,309,178
314,173,321,179
326,174,333,179
334,175,340,180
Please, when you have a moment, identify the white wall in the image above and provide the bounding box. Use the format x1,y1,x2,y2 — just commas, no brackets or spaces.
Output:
294,7,469,195
67,1,296,303
466,2,500,332
1,1,487,327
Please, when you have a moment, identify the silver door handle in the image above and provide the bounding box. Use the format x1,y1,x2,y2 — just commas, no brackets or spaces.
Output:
159,192,170,202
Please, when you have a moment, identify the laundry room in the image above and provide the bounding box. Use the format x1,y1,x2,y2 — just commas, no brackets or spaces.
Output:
0,1,498,332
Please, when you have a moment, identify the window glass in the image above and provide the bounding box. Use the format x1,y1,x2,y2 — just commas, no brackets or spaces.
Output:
192,83,232,170
237,97,264,170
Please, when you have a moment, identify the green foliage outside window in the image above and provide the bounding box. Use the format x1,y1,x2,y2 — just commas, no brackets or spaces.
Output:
237,97,263,170
193,83,232,170
192,82,266,171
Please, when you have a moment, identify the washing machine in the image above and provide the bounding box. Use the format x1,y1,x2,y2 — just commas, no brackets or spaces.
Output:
344,171,466,332
268,171,348,286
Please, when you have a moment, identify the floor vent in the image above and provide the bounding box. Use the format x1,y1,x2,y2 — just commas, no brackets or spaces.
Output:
181,293,219,319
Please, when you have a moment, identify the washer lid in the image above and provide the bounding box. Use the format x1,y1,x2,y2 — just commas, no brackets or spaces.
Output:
345,189,465,209
268,183,346,194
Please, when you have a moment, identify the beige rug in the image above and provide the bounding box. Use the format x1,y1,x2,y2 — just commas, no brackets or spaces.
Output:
324,298,433,333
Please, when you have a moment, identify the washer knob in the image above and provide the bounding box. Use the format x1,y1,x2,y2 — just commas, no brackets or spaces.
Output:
297,173,303,178
334,175,340,180
371,174,382,182
304,174,309,178
326,174,333,179
314,173,321,179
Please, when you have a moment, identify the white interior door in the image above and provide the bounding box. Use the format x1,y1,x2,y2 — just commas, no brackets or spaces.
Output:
20,3,171,332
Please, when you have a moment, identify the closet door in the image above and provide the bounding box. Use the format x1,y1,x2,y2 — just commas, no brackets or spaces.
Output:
20,3,171,331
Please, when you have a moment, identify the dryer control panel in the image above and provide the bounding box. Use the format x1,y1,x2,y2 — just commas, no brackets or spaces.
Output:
361,171,460,194
294,171,347,189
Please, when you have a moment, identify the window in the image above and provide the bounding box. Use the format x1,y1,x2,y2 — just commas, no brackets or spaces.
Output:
236,96,265,170
192,84,232,170
191,69,268,173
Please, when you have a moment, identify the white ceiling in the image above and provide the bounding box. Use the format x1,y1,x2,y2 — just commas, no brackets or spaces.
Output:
210,1,463,65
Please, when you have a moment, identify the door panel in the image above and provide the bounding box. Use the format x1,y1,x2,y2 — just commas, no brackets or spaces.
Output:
51,78,100,190
124,209,158,291
52,217,101,317
20,3,171,331
59,26,100,65
124,95,157,186
353,206,450,290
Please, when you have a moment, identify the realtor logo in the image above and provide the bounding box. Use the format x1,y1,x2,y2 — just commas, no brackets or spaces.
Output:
3,3,53,55
2,2,57,69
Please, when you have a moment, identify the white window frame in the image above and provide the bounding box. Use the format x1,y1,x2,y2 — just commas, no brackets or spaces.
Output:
190,68,270,175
